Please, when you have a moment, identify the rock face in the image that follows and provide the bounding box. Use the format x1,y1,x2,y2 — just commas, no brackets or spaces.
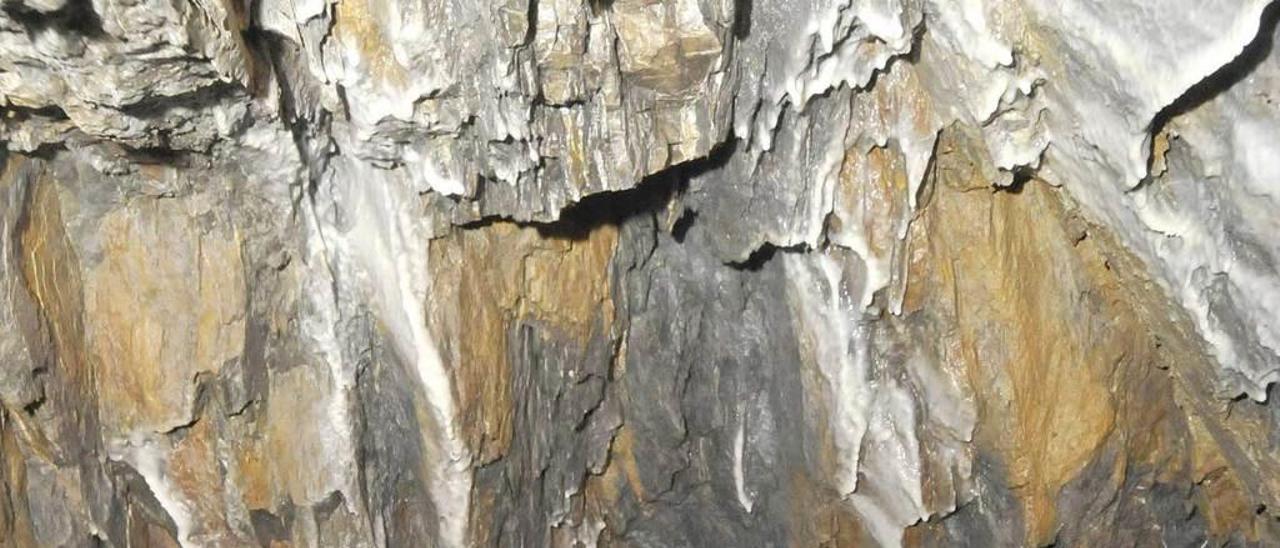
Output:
2,0,1279,546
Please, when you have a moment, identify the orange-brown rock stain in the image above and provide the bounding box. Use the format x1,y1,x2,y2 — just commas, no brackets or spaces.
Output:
898,126,1280,545
15,161,96,462
897,128,1126,543
0,411,36,548
429,220,618,540
832,145,913,260
84,197,246,435
786,467,868,547
333,0,409,87
233,439,274,512
568,422,649,545
430,221,618,466
168,414,256,544
226,362,352,526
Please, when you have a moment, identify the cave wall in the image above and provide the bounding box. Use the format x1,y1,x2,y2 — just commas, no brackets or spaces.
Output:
1,0,1280,546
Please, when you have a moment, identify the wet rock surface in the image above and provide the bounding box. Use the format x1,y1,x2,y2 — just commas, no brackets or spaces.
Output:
2,0,1280,546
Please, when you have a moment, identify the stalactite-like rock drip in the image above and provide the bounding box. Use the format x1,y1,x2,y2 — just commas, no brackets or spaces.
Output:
2,0,1280,546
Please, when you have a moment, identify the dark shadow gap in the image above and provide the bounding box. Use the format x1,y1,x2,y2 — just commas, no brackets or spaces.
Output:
1145,2,1279,176
995,166,1036,194
725,242,808,271
733,0,752,39
671,208,697,243
728,242,778,271
1152,2,1278,125
587,0,614,16
462,138,738,241
117,82,244,118
1,0,104,38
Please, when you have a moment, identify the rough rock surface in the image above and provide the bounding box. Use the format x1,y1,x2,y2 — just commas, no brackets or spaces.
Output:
2,0,1280,546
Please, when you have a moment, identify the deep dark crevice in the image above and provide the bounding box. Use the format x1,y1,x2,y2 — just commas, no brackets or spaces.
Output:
238,26,279,99
0,104,70,122
1145,2,1279,175
536,169,686,240
117,145,197,168
1153,2,1278,126
313,490,348,525
259,31,307,124
586,0,614,17
670,208,697,243
1,0,104,38
117,82,244,118
732,0,752,39
523,0,539,47
20,391,46,416
996,165,1036,194
728,243,779,271
546,138,736,239
905,127,944,215
900,16,928,66
463,139,737,241
250,508,292,547
0,107,70,159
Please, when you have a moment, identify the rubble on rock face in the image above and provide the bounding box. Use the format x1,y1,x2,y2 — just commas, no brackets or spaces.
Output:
2,0,1279,546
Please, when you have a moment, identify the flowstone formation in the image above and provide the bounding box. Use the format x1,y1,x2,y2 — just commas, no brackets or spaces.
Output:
2,0,1280,546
